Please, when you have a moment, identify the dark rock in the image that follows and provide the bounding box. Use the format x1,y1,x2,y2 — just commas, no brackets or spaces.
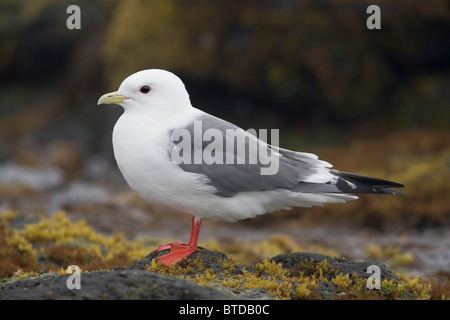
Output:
316,281,338,300
0,270,235,300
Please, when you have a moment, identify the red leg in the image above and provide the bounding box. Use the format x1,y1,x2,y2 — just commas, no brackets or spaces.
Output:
154,216,202,266
187,216,201,246
186,216,196,245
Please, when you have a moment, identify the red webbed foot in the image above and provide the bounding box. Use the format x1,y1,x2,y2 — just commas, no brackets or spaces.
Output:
153,217,202,266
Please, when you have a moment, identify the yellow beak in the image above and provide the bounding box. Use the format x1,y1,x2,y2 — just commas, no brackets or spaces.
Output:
97,91,130,105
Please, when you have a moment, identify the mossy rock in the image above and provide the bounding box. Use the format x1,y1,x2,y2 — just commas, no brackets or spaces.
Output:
0,249,434,300
271,252,400,281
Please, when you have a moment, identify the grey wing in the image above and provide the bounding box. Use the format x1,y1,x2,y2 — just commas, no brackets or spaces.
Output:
169,113,337,197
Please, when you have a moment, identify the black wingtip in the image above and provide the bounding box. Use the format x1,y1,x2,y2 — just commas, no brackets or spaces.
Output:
331,170,405,195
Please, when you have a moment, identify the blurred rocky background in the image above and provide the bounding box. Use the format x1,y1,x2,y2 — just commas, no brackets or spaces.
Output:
0,0,449,282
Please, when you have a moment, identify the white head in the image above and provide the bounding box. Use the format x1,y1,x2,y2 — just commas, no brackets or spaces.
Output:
97,69,191,112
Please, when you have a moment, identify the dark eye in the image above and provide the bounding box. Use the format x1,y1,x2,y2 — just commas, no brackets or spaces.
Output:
140,85,151,94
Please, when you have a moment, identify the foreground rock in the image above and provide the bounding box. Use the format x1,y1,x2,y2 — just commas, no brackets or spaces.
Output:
0,250,425,300
0,270,235,300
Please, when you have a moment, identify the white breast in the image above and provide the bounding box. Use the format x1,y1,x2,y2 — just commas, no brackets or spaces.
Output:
112,109,217,213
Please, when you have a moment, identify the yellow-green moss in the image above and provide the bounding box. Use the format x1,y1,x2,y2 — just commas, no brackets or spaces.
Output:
397,275,432,300
295,283,312,299
16,211,156,262
0,210,18,222
254,258,287,278
1,211,157,277
331,274,352,291
221,270,293,300
365,243,414,267
147,257,196,276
